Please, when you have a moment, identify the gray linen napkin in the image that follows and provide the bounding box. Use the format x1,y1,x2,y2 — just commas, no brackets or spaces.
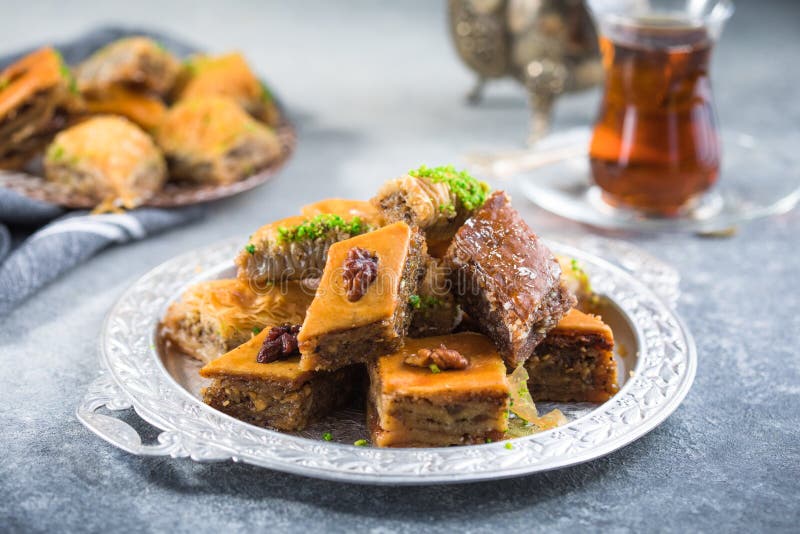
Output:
0,189,203,316
0,27,206,316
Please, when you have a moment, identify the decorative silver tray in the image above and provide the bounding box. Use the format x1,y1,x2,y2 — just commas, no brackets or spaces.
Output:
77,235,695,485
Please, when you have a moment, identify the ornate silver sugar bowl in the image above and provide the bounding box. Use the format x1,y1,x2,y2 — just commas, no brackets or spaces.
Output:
448,0,603,144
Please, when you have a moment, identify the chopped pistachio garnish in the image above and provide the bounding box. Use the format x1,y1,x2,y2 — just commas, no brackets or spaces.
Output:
485,438,493,444
260,80,273,103
276,214,367,244
46,144,65,162
53,50,78,94
409,164,490,211
245,244,256,254
353,439,368,447
322,432,333,441
409,294,442,311
429,363,441,374
505,442,514,450
252,326,261,334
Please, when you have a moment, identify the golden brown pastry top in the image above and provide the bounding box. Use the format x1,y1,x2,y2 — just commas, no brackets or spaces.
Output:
83,85,166,131
199,328,313,386
300,198,383,227
76,36,180,95
163,278,314,338
174,52,261,106
552,309,613,340
297,221,413,340
155,96,274,159
374,332,509,397
0,47,71,118
44,115,165,206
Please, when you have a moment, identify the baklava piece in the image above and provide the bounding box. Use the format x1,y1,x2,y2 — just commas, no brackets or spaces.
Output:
155,96,282,185
371,164,490,243
368,333,510,447
200,328,361,431
236,213,373,284
43,115,166,209
76,36,180,96
173,52,280,126
297,222,426,372
0,47,79,169
300,198,384,228
408,257,461,337
162,278,314,363
83,85,166,131
445,191,575,369
557,255,598,312
526,309,618,402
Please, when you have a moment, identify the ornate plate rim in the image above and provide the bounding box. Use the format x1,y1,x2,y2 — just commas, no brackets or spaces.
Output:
78,236,696,485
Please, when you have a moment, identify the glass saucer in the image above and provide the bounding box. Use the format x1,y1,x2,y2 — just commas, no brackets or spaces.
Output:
467,128,800,234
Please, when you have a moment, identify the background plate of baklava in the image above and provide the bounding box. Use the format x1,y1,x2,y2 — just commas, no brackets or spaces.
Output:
0,31,295,211
77,166,696,484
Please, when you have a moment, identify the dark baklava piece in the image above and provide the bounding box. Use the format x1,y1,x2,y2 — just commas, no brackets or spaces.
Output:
162,278,315,363
297,222,426,372
236,213,373,284
156,96,281,185
445,191,575,368
200,328,361,431
371,165,490,243
43,115,166,209
408,256,461,337
526,309,619,402
368,332,509,447
0,47,79,169
76,36,180,96
173,52,280,126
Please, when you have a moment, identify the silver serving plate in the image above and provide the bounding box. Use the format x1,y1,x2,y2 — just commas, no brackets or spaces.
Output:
77,235,694,485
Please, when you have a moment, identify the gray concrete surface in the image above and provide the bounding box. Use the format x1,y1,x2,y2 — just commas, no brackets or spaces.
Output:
1,1,798,532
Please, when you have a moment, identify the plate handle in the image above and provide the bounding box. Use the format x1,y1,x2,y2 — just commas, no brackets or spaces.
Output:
76,373,180,456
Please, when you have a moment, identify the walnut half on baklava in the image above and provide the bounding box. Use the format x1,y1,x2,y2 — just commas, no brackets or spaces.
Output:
297,222,426,372
368,333,510,447
155,96,282,185
200,328,362,431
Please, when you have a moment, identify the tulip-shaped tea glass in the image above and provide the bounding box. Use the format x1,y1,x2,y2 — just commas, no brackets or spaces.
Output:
587,0,733,215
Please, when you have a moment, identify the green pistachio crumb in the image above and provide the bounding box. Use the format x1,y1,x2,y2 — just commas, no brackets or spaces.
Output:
245,244,256,254
353,439,368,447
485,438,493,443
47,144,65,162
505,442,513,450
276,214,367,244
429,363,441,374
252,326,261,334
409,164,490,211
408,295,421,309
260,80,273,103
323,432,333,441
53,50,78,95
